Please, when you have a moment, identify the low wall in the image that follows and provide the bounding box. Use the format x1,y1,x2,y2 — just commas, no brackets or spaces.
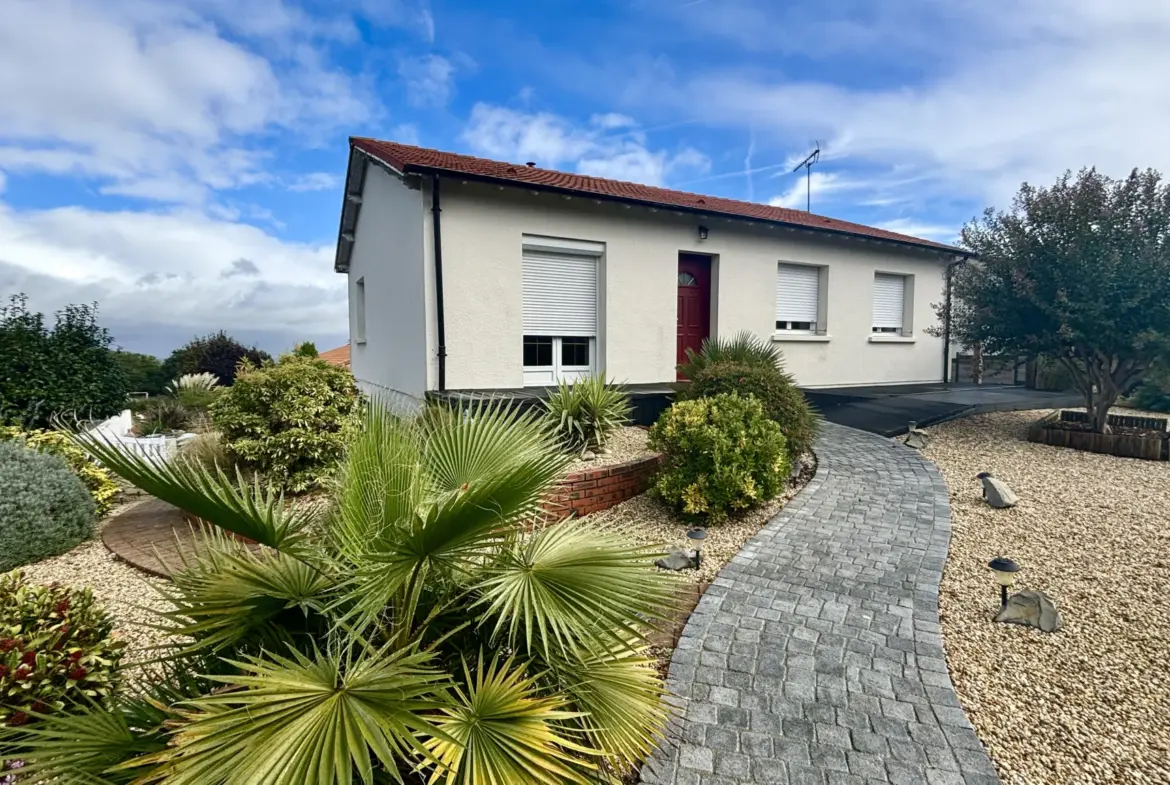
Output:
546,453,662,517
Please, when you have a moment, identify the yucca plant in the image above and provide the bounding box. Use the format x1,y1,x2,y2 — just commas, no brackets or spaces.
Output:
0,400,674,783
542,375,632,456
677,330,784,380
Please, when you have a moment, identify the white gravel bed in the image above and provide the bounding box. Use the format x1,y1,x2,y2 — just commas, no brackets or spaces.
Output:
21,499,171,669
585,453,816,584
922,409,1170,785
565,425,655,472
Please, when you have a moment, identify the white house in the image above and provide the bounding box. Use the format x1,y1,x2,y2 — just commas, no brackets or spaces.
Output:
334,138,969,409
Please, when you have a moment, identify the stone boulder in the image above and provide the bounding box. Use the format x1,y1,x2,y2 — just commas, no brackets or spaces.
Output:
902,421,930,450
979,473,1019,508
995,589,1063,632
655,548,699,571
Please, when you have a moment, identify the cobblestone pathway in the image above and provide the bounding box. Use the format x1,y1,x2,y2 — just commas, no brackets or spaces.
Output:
641,422,999,785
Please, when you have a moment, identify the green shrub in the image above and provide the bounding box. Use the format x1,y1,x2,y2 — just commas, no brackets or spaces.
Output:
134,397,192,435
161,331,271,387
177,431,230,474
293,342,319,358
678,360,818,460
677,330,783,379
1033,356,1080,392
111,350,168,396
0,570,124,726
210,353,362,492
1126,362,1170,412
649,393,789,523
542,375,632,455
0,442,96,570
0,428,120,517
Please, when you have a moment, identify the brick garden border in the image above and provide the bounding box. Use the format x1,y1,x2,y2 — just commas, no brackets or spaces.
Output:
545,453,663,518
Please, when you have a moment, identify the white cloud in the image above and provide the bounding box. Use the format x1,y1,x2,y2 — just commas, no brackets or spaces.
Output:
390,123,422,146
0,0,374,204
590,113,637,130
0,201,345,346
398,54,456,108
873,218,959,243
0,171,6,194
287,172,340,192
461,104,709,186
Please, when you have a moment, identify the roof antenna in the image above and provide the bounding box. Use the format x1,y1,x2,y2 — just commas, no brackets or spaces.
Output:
791,142,821,212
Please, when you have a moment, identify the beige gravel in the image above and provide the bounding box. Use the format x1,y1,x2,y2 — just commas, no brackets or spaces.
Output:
585,453,816,584
922,409,1170,785
565,425,654,472
21,498,172,669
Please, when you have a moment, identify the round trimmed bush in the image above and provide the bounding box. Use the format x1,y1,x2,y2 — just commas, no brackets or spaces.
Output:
678,360,818,460
0,442,96,570
649,393,789,523
0,427,120,517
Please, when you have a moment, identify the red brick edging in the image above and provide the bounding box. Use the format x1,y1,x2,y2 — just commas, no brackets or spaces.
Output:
545,453,662,518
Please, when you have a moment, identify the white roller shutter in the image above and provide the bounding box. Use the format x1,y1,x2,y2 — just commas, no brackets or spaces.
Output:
776,264,820,325
522,250,598,336
872,273,906,331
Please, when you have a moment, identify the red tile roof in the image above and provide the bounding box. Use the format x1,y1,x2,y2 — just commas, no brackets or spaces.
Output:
319,344,350,368
351,137,961,254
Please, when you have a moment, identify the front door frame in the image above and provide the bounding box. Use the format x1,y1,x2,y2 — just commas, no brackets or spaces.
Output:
677,253,713,380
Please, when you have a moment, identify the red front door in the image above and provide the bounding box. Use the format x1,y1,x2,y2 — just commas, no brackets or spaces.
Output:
677,254,712,379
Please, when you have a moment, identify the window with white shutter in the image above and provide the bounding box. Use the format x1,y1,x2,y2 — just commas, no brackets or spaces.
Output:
872,273,907,333
776,264,820,332
521,243,600,385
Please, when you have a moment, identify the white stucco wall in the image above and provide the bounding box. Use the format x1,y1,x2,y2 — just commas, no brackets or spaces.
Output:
429,181,950,389
347,164,428,404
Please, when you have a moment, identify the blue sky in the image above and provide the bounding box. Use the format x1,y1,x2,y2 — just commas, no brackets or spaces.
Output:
2,0,1167,356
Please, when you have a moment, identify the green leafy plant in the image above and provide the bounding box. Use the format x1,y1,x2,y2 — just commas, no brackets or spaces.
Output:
134,397,192,436
677,330,783,380
111,351,168,396
161,330,271,387
210,353,363,492
167,372,220,394
0,400,675,783
0,427,120,517
0,570,124,727
0,442,96,571
0,294,127,429
293,341,319,358
542,375,632,456
678,360,818,460
176,431,230,474
649,393,789,523
1125,361,1170,412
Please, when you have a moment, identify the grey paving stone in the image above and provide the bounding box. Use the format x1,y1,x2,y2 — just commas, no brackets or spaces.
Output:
639,424,997,784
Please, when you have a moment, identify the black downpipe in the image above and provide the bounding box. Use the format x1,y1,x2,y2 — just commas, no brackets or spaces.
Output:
432,175,447,391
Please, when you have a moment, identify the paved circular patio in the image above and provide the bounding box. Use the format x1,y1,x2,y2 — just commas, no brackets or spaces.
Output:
640,422,999,785
101,497,208,578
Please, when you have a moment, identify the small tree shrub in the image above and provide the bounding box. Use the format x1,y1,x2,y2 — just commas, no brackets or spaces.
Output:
293,342,319,358
677,330,783,380
134,397,192,435
0,428,120,517
162,331,271,387
111,350,168,396
649,393,789,523
0,443,96,570
542,375,632,455
210,354,362,492
1126,362,1170,412
678,360,818,460
0,570,124,726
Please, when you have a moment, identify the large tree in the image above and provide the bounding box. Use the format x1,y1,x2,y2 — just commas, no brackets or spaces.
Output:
942,168,1170,432
161,330,271,386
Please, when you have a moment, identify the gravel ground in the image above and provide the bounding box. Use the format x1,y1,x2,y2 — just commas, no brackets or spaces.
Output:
922,409,1170,785
21,498,172,669
586,453,817,584
565,425,654,472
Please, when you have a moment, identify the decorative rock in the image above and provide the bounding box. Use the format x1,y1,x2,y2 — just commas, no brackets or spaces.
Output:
977,471,1019,508
995,589,1063,632
580,450,596,461
903,420,930,450
598,447,612,456
655,548,699,571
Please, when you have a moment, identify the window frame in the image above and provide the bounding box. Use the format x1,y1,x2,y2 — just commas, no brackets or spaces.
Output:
871,272,914,337
520,235,603,386
354,276,367,345
522,336,595,385
774,262,826,337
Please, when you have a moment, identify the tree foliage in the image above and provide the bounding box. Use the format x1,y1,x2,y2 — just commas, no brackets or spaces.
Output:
939,168,1170,432
0,401,675,783
0,295,127,429
110,351,168,396
161,331,271,387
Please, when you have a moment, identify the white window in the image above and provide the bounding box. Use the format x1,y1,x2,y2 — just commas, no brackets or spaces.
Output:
522,244,599,385
354,276,367,344
872,273,907,334
775,263,821,332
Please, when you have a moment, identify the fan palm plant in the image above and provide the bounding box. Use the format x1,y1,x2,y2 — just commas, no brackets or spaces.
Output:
677,330,784,380
0,400,674,784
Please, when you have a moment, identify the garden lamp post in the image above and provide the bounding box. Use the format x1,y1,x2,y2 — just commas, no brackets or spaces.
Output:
687,528,707,570
987,556,1020,610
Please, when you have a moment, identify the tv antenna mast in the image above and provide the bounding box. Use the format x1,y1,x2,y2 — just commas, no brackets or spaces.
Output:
791,143,821,212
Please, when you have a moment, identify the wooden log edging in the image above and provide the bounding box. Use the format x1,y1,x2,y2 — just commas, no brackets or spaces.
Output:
1027,411,1170,460
545,453,663,518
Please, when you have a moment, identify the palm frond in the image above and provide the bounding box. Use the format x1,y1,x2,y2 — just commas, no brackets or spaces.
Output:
141,644,452,785
473,520,674,659
678,329,784,379
72,430,314,556
153,532,335,656
423,653,597,785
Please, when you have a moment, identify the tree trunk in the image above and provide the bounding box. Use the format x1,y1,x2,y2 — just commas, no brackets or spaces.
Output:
972,343,984,385
1089,391,1117,434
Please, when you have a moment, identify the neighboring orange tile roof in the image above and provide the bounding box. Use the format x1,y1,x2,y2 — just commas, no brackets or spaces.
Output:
319,344,350,368
351,137,961,254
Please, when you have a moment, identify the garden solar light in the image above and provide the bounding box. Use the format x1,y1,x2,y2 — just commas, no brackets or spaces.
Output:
687,528,707,569
987,556,1021,608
